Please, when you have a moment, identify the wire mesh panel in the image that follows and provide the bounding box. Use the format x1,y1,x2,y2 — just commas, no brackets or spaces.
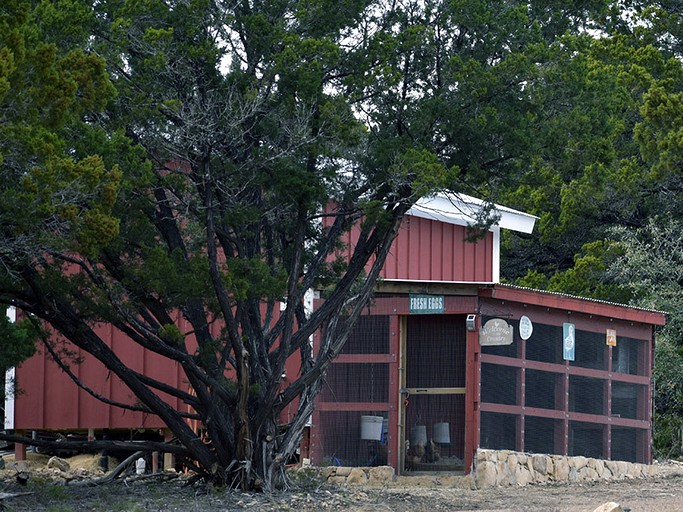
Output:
570,330,607,370
478,308,653,463
612,382,646,420
524,416,563,454
612,337,641,375
340,315,391,354
612,427,644,463
312,315,392,467
404,394,465,470
568,376,605,415
525,323,563,364
406,315,466,388
481,363,519,405
525,369,563,410
568,421,603,458
480,412,517,451
319,363,389,403
316,410,388,467
403,315,467,472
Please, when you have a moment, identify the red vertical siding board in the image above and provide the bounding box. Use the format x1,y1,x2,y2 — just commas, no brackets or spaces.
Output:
14,350,43,428
445,224,453,279
431,220,442,281
487,233,494,281
450,224,461,281
44,348,79,429
401,217,412,279
475,235,488,281
77,341,112,428
109,328,144,429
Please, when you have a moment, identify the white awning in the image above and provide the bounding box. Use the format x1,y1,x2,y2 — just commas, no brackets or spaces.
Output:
407,193,537,234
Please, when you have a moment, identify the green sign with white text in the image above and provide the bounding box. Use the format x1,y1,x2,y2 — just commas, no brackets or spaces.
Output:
409,294,445,314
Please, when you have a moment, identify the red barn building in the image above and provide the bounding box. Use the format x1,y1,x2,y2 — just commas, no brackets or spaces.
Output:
5,194,665,474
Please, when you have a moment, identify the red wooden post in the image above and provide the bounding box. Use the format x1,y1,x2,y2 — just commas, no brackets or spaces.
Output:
14,431,26,462
464,318,480,474
387,315,400,470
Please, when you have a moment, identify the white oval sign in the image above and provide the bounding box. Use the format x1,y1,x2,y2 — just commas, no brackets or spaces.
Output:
519,315,533,340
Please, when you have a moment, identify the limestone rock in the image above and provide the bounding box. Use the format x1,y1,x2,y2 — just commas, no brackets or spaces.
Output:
554,458,570,482
626,463,643,479
496,461,515,486
346,468,368,485
476,460,498,489
368,466,394,484
326,475,348,486
615,461,628,478
545,456,554,476
47,456,70,472
321,467,337,480
588,458,605,478
605,460,620,478
475,449,489,463
335,466,353,477
531,454,547,475
578,466,599,482
574,456,588,471
591,502,623,512
515,464,534,486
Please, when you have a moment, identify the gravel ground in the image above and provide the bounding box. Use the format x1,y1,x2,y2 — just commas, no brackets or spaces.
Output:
0,457,681,511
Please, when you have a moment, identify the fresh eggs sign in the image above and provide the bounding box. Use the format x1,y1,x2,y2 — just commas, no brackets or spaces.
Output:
409,294,445,314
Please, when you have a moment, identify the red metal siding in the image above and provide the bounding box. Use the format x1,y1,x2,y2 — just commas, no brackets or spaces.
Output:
12,307,298,432
325,202,496,282
13,326,176,431
340,214,495,282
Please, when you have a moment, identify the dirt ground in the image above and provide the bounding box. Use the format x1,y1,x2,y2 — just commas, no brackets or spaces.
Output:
0,454,682,511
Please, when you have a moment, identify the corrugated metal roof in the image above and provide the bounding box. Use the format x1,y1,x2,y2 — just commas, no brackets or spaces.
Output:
379,279,667,316
494,282,668,316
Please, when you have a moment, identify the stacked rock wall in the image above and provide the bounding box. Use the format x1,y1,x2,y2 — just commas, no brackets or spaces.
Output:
474,449,658,488
308,449,661,489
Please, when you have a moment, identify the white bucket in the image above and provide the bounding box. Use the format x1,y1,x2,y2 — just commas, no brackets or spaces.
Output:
410,425,427,446
360,415,383,441
135,457,146,475
433,422,451,444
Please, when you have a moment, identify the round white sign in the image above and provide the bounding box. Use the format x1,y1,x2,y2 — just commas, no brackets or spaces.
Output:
519,315,533,340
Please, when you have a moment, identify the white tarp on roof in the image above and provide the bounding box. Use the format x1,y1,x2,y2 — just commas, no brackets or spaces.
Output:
407,192,537,234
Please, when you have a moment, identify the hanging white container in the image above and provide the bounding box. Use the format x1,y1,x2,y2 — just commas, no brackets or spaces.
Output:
410,425,427,446
433,422,451,444
360,415,383,441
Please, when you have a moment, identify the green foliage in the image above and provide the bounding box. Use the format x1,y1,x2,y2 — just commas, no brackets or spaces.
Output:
525,240,631,303
652,337,683,459
287,466,324,490
501,31,683,297
609,217,683,458
225,258,289,302
0,314,38,369
611,218,683,338
1,0,120,264
159,323,184,345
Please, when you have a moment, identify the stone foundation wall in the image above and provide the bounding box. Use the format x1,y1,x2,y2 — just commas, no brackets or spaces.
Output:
319,465,396,487
474,449,659,488
307,449,662,489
